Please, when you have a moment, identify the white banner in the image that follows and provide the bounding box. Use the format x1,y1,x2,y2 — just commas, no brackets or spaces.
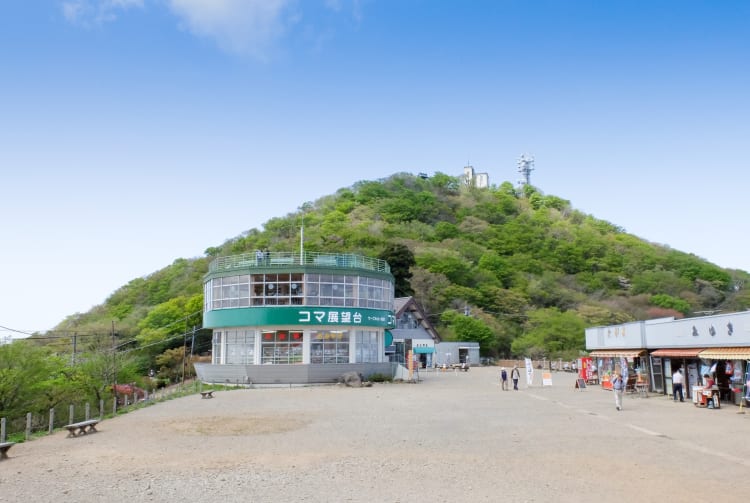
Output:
525,357,534,386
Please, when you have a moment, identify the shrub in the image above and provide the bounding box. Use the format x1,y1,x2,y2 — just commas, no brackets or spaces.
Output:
367,373,392,383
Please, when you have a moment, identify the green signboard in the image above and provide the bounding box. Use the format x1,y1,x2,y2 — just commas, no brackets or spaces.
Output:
204,306,395,329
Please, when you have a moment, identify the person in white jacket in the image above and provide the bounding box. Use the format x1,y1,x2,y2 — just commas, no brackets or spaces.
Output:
672,368,685,402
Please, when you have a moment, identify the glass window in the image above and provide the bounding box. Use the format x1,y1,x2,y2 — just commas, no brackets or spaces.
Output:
355,331,379,363
212,331,223,364
260,330,303,364
310,331,350,364
205,273,393,311
225,330,255,364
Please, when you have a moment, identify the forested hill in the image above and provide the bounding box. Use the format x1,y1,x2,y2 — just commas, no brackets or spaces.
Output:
53,172,750,360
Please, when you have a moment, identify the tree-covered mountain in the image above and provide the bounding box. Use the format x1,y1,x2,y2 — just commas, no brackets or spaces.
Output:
50,172,750,362
5,171,750,423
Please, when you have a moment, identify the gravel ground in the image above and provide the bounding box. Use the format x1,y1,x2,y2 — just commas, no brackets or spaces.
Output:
3,367,750,502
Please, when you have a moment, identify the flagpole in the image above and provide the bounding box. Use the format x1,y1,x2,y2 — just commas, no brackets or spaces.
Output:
299,220,304,263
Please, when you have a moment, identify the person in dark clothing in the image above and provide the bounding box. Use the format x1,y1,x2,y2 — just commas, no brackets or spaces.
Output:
500,368,509,391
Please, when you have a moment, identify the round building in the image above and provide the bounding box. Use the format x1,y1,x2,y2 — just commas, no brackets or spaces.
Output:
194,251,396,385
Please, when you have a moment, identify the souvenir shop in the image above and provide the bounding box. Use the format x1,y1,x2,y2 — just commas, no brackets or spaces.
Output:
585,312,750,406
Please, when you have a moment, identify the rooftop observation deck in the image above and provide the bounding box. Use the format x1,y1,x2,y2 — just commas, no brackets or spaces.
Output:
208,251,391,275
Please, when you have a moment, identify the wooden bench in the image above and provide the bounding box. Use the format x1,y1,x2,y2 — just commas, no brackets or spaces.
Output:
0,441,16,460
65,419,100,438
200,390,214,399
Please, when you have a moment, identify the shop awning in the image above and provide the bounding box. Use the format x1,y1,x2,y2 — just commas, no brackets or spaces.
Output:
650,348,705,358
588,349,646,358
698,347,750,360
413,347,435,354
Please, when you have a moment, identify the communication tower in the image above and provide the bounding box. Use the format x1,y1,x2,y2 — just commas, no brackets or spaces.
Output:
517,154,535,187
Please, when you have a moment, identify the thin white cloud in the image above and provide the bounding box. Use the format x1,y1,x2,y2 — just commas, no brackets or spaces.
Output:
62,0,144,26
167,0,293,60
61,0,365,59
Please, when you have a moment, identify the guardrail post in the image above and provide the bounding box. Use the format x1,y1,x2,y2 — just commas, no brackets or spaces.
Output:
99,399,104,418
85,402,91,421
1,417,6,442
25,413,32,440
69,404,75,425
49,408,55,434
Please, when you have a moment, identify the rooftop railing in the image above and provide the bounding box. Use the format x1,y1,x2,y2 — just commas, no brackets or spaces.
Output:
208,251,391,274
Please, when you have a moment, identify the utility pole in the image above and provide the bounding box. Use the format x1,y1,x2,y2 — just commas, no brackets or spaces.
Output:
181,323,188,386
190,326,196,356
111,321,117,388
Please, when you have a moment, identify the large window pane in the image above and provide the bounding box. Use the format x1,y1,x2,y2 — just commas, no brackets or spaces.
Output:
310,331,350,364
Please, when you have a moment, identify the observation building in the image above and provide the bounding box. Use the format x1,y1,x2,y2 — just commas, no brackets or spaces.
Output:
194,251,397,385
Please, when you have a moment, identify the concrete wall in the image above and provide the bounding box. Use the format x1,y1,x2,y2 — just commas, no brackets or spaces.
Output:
434,342,480,366
194,362,396,385
585,320,647,350
586,311,750,350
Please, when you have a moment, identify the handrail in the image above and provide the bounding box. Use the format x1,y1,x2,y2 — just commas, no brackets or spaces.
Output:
208,251,390,274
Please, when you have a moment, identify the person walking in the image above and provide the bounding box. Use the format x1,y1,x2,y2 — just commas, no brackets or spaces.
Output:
500,367,508,390
612,372,624,411
511,366,520,390
672,368,685,402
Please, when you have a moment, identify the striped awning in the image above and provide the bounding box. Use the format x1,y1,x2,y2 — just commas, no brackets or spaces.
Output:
698,347,750,360
588,349,646,358
650,348,705,358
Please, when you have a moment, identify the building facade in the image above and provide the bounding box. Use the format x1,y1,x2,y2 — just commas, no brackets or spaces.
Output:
389,297,441,368
586,311,750,405
194,251,397,385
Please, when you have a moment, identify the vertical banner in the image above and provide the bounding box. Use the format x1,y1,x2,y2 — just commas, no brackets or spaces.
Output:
408,350,414,381
620,357,628,386
525,357,534,386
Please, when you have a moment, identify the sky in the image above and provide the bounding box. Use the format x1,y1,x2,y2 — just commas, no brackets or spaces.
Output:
1,0,749,336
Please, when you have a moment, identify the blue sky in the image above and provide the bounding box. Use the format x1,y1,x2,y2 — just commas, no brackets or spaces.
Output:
2,0,749,335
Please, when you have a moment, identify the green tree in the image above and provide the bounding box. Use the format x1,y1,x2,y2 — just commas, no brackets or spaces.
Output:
379,243,415,297
441,310,495,354
136,295,203,353
650,294,692,315
0,341,60,419
511,308,585,359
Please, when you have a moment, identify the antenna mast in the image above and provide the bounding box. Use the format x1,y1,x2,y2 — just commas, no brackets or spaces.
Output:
517,154,535,187
300,220,304,263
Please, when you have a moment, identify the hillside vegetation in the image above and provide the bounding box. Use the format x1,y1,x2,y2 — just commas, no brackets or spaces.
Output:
5,172,750,422
53,172,750,360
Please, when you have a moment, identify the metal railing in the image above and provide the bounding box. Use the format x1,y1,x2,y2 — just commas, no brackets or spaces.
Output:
208,251,390,274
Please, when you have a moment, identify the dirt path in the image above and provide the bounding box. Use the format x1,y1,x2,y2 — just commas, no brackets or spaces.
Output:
3,368,749,502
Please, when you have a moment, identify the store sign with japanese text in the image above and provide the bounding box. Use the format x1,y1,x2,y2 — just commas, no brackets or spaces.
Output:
204,306,396,328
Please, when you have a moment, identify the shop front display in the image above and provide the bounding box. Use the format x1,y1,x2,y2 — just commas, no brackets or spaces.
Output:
588,350,647,391
587,311,750,408
693,385,720,409
698,348,750,406
649,348,705,400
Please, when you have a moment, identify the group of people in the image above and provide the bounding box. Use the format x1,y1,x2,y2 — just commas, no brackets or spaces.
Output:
613,367,718,411
255,249,270,265
500,366,520,390
672,368,716,402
